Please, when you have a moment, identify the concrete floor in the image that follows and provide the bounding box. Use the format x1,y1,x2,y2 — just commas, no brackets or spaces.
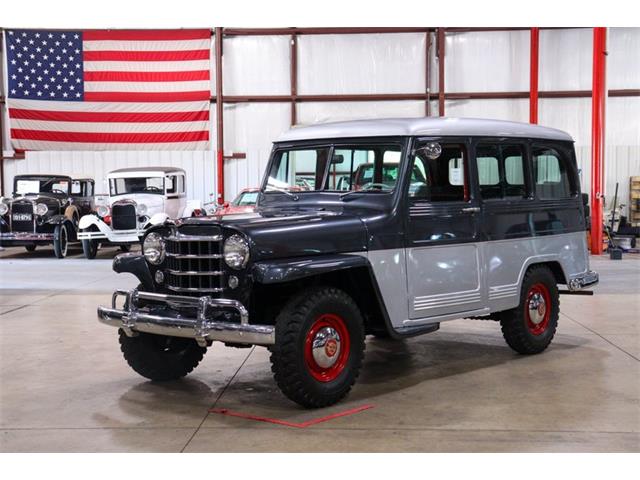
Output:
0,244,638,452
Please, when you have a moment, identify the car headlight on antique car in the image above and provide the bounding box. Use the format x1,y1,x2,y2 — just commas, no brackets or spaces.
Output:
0,203,8,215
96,205,110,218
223,234,250,270
35,203,48,216
143,232,166,265
136,203,147,216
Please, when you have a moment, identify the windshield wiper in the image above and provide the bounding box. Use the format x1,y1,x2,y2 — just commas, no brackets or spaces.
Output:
339,189,388,199
263,187,299,201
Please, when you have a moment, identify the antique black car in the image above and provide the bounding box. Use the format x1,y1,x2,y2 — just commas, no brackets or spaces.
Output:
98,118,598,408
0,174,94,258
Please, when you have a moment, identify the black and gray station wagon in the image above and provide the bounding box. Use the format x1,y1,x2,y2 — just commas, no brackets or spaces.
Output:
99,117,598,407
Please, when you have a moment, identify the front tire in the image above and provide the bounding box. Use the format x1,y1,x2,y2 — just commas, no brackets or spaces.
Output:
25,245,36,252
82,238,98,259
270,287,365,408
119,331,207,381
500,265,559,354
53,223,69,259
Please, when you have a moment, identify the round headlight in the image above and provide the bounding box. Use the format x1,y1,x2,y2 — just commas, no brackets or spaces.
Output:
143,232,166,265
96,205,110,217
136,203,147,215
35,203,48,216
223,234,250,270
0,203,8,215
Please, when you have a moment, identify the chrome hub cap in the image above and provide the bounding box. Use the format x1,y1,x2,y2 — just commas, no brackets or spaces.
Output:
311,326,341,369
527,292,547,325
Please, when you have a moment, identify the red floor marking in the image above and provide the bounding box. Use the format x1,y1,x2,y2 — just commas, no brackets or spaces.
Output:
209,404,374,428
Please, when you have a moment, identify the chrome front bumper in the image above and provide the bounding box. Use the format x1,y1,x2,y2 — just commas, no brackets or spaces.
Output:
568,270,599,291
0,232,54,241
97,289,275,347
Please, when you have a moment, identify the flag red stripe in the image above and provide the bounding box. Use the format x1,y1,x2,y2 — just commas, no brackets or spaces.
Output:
83,29,211,41
11,129,209,143
9,108,209,123
84,91,211,102
83,49,210,62
84,70,210,82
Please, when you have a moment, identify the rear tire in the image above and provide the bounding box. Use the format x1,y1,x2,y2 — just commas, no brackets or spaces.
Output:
119,331,207,381
82,238,98,259
270,287,365,408
500,265,559,354
25,245,36,252
53,223,69,259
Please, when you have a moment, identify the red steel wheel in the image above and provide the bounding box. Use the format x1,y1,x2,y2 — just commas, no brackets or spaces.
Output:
304,313,351,382
525,283,551,336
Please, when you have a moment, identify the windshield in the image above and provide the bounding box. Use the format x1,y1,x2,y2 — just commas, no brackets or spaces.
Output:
265,144,403,194
233,191,259,206
109,177,164,196
15,177,70,195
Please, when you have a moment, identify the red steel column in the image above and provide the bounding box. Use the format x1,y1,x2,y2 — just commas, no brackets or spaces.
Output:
214,27,224,204
529,27,539,124
437,28,445,116
590,27,607,254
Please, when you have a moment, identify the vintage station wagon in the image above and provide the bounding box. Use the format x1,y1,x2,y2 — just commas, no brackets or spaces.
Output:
98,117,598,408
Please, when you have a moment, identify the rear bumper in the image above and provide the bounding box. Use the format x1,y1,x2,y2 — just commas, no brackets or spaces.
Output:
568,270,599,291
97,289,275,347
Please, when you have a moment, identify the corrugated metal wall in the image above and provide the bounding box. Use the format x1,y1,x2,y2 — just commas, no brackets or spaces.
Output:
2,28,639,213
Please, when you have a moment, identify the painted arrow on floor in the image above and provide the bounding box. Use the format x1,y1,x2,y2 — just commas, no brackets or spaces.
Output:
209,404,375,428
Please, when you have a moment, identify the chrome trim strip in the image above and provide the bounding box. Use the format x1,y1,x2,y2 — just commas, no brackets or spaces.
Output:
165,285,224,293
166,269,224,276
166,252,222,259
98,289,273,346
167,234,223,242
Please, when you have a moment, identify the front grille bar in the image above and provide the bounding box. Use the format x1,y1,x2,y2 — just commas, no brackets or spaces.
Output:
166,252,222,259
166,285,225,293
167,269,224,276
167,234,222,242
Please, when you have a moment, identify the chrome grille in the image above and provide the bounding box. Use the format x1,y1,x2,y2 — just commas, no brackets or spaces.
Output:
11,201,35,232
165,228,224,295
112,203,137,230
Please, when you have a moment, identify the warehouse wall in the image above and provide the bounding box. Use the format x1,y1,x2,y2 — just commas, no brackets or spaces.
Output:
2,28,639,214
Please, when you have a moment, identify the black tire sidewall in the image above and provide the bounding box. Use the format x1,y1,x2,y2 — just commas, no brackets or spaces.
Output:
53,223,68,258
82,238,98,259
271,287,365,407
520,268,559,346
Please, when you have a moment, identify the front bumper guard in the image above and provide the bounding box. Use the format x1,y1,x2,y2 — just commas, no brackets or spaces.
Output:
97,289,275,347
568,270,599,291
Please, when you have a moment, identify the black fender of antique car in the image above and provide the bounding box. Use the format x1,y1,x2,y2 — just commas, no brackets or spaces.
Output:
48,214,78,241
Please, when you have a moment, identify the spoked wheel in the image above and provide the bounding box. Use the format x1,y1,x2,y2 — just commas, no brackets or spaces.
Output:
500,266,559,354
53,223,69,259
119,330,207,381
270,287,365,408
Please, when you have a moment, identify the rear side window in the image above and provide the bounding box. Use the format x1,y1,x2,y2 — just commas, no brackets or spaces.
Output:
533,146,572,199
476,143,527,200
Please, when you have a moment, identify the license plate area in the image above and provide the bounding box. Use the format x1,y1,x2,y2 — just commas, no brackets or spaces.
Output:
12,213,32,221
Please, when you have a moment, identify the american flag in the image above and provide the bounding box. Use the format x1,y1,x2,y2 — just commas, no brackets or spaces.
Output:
4,29,211,151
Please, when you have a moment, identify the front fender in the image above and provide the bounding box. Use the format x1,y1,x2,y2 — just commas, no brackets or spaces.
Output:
252,254,370,284
145,212,170,229
113,253,155,291
79,214,102,230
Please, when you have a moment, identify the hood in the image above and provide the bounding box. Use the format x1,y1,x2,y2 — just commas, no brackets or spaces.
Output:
110,193,164,215
178,207,368,261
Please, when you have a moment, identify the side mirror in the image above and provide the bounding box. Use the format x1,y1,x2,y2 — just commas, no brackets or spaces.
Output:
331,154,345,165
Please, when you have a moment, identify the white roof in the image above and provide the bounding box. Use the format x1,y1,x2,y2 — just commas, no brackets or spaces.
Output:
107,166,185,179
277,117,573,142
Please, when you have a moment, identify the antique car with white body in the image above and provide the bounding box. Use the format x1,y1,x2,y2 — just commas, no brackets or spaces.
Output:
78,167,201,258
97,118,598,408
0,174,94,258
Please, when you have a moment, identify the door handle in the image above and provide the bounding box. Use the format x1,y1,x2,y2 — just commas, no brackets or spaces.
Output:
461,207,480,213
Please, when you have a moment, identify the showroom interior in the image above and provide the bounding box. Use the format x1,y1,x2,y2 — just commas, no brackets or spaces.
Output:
0,26,639,452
